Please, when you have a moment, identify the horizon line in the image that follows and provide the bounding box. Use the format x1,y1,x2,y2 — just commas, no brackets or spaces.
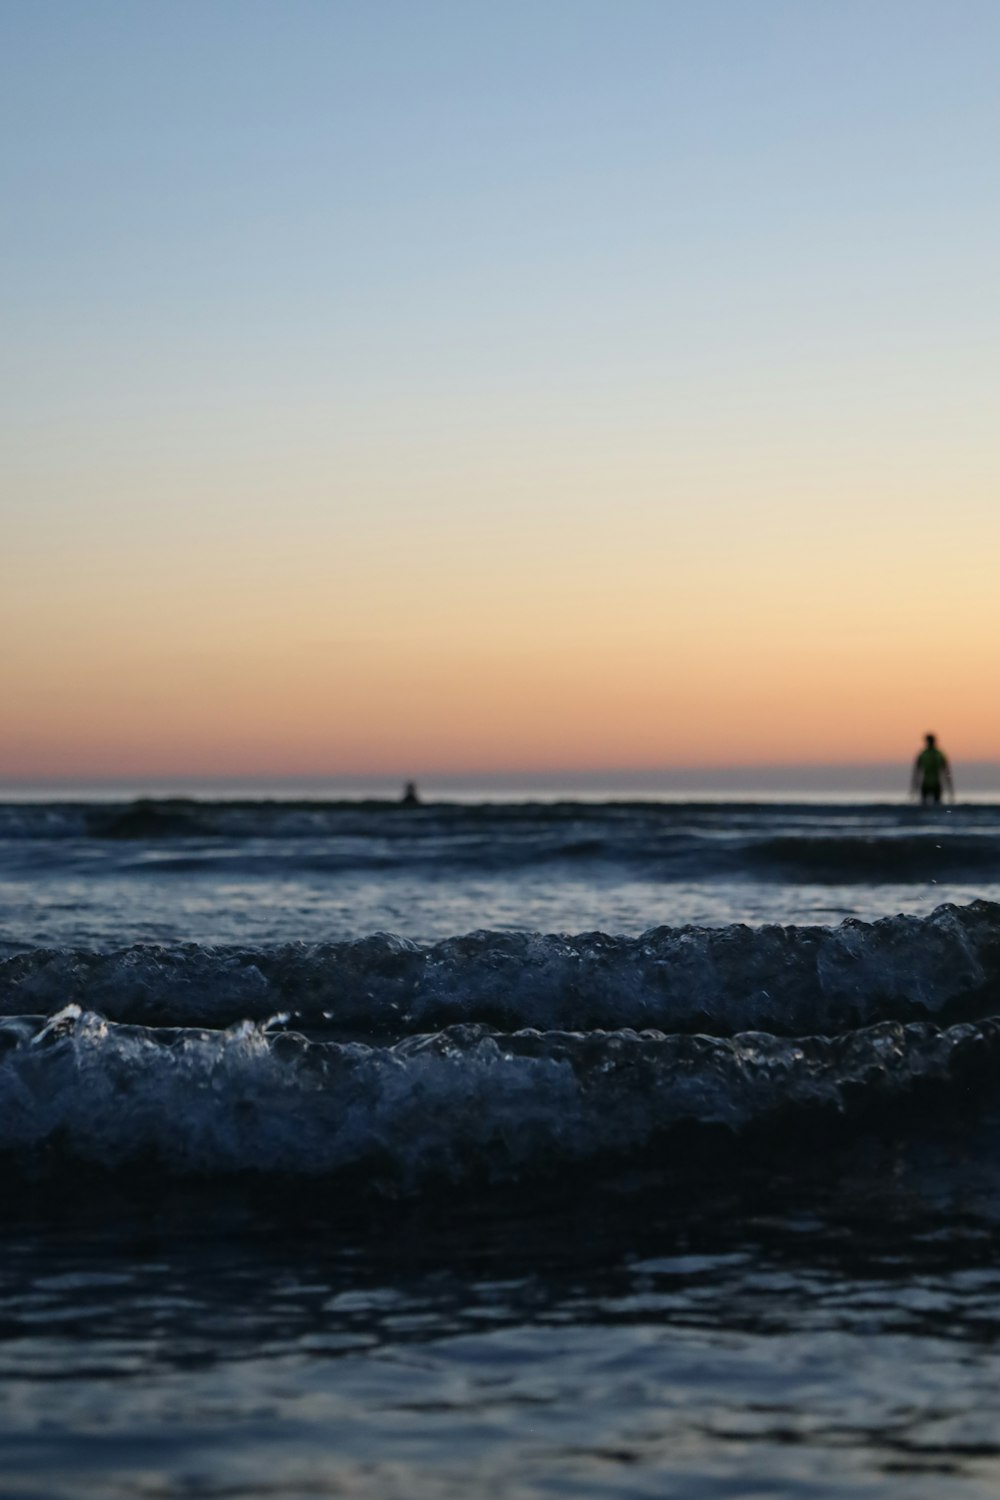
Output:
4,759,1000,792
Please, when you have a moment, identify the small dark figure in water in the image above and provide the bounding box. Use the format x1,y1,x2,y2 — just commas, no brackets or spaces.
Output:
401,781,421,808
911,733,953,805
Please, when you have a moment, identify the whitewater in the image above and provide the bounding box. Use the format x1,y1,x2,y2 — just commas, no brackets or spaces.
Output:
4,795,1000,1499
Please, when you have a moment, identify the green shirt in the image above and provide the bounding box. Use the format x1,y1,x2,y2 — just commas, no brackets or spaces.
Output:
916,747,948,786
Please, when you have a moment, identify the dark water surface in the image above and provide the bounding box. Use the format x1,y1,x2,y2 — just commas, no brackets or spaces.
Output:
6,1157,1000,1500
3,798,1000,1497
4,796,1000,944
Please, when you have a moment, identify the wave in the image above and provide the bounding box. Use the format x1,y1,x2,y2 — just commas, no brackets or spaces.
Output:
2,903,1000,1187
1,1003,996,1185
3,903,998,1037
5,798,1000,886
750,834,1000,882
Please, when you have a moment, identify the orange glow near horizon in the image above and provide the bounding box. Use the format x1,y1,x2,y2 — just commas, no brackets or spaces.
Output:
4,469,998,781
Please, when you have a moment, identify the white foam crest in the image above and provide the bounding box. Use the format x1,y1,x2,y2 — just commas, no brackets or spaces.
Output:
0,1008,995,1184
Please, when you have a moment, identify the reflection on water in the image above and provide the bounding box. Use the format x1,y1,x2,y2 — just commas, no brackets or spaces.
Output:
4,1164,1000,1500
4,866,1000,950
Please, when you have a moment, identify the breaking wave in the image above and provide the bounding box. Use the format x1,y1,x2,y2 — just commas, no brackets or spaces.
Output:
1,903,999,1187
3,902,998,1036
1,1004,996,1185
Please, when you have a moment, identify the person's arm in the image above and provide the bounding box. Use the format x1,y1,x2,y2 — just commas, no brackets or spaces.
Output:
910,756,922,797
942,757,954,802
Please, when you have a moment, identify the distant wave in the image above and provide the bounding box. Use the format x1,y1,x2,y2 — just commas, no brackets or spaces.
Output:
749,834,1000,882
3,797,1000,885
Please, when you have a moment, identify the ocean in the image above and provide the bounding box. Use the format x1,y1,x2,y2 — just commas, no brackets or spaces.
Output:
4,793,1000,1498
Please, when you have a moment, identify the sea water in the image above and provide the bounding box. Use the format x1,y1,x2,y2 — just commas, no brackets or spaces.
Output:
3,796,1000,1498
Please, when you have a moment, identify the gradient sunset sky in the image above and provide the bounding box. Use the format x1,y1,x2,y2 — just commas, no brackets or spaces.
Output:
4,1,998,786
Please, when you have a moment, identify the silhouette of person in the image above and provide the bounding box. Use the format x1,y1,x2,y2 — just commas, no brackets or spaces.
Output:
401,781,420,808
911,733,952,805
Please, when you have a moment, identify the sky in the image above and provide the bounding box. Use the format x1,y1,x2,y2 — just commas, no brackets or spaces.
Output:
3,0,999,786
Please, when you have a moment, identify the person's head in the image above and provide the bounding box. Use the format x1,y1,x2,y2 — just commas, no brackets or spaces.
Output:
925,733,937,748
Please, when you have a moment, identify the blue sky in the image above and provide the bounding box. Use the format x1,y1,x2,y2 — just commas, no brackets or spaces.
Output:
7,0,996,451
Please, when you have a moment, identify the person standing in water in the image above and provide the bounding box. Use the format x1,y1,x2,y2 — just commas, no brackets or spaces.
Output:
911,733,953,805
